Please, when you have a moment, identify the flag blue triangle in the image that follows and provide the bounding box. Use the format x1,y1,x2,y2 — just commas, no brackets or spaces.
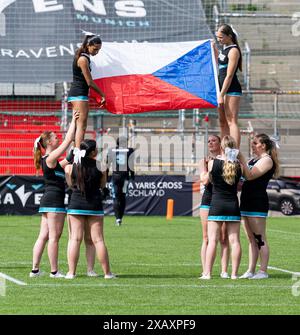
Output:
152,40,217,106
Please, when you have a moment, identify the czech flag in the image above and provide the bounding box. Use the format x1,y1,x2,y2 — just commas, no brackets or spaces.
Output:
90,39,219,115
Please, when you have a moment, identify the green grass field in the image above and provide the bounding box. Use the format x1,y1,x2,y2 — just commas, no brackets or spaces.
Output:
0,215,300,315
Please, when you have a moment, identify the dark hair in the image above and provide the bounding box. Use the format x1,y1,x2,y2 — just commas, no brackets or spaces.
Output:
255,133,280,177
72,139,97,195
219,24,242,71
75,34,102,62
33,131,53,170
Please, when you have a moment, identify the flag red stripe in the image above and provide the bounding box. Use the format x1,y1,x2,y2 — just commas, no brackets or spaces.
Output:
90,74,215,114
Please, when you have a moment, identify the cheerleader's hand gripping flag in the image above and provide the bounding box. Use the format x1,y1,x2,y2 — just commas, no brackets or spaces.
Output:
90,39,219,114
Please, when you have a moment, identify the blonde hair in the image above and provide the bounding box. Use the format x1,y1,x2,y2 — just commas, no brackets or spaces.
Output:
33,131,52,170
221,135,240,185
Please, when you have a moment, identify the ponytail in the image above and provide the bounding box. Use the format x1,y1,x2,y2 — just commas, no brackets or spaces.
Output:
219,24,242,71
75,34,102,63
221,135,240,185
71,140,97,196
256,134,280,178
33,131,52,170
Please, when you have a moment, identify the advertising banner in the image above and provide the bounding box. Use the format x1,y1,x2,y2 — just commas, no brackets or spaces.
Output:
0,0,212,83
0,175,193,216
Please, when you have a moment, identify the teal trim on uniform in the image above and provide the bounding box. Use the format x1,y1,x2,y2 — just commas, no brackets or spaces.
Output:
218,64,228,69
241,211,268,218
54,171,65,178
200,205,210,210
67,209,104,216
67,96,89,102
226,92,242,96
39,207,66,213
208,215,241,221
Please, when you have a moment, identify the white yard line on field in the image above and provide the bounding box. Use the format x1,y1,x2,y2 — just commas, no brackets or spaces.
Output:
268,266,300,275
0,272,27,285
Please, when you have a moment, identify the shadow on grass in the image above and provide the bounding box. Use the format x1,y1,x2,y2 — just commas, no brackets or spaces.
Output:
268,273,296,279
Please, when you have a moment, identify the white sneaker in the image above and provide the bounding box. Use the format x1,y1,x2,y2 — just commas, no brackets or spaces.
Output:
239,271,254,279
87,270,98,277
199,274,211,280
104,273,117,279
115,219,122,226
250,270,269,280
220,272,230,279
49,271,65,278
29,270,43,278
231,275,238,280
65,273,76,279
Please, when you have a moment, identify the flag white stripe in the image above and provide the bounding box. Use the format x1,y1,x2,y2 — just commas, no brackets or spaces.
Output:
91,40,210,78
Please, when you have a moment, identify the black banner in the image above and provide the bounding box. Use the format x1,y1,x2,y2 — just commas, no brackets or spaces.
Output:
0,0,212,83
0,175,193,216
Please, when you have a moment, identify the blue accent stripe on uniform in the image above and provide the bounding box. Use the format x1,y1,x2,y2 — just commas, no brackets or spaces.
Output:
226,92,242,96
67,209,104,216
68,96,89,102
39,207,66,213
200,205,210,210
208,215,241,221
54,171,65,178
218,64,228,69
241,211,268,218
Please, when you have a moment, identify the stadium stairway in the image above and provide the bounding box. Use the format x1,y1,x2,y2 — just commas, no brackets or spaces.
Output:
0,100,62,175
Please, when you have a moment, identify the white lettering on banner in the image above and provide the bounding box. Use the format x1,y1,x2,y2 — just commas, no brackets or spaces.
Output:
3,193,14,205
32,0,63,13
0,44,77,59
34,193,43,205
0,0,16,13
59,44,75,56
15,50,30,58
30,48,43,58
73,0,106,15
134,182,155,189
77,13,89,21
128,189,165,197
30,0,147,17
157,182,183,189
1,48,13,57
0,188,43,207
79,14,149,27
115,1,146,18
46,46,57,57
15,186,32,207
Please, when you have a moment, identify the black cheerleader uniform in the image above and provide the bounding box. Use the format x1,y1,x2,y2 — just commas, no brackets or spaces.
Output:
218,45,242,96
68,53,90,102
208,159,241,222
240,157,275,218
67,158,104,216
39,155,66,214
200,183,212,210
